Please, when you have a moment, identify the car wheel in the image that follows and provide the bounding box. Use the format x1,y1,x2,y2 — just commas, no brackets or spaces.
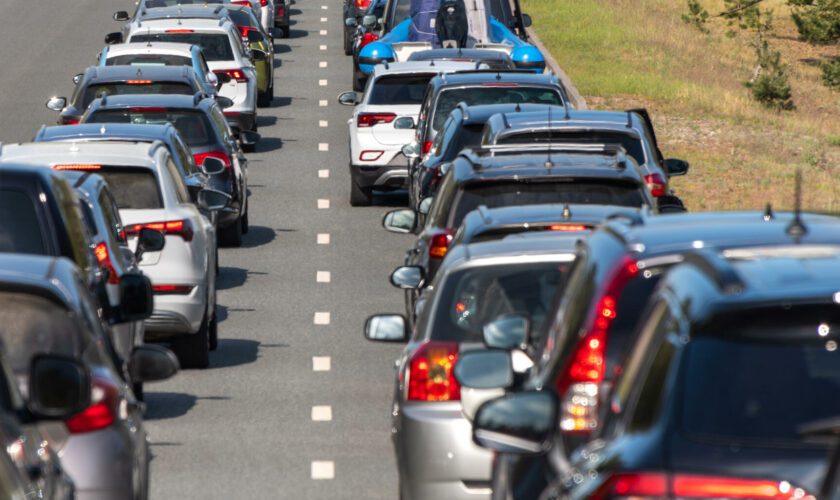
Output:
218,216,243,247
343,27,353,55
209,312,219,351
257,91,271,108
171,311,210,369
350,178,373,206
242,208,250,234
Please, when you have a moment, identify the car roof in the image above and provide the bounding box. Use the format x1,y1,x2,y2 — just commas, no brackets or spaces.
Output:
0,142,161,170
131,17,235,32
409,48,513,62
83,65,195,83
136,4,229,21
371,60,480,77
459,203,644,237
87,93,213,111
105,42,197,57
442,233,581,270
0,254,82,312
35,123,178,144
486,107,645,137
428,70,563,89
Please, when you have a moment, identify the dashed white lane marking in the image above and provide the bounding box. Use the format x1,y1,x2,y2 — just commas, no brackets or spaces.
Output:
317,233,330,245
319,29,328,35
319,61,328,68
316,271,331,283
319,79,328,86
318,143,329,151
317,199,330,209
314,312,331,325
312,356,331,371
320,44,327,51
319,120,328,127
318,169,330,178
311,461,334,480
321,5,328,9
319,99,328,107
311,406,333,421
321,17,328,22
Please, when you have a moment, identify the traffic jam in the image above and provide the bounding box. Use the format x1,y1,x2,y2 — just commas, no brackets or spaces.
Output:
0,0,837,499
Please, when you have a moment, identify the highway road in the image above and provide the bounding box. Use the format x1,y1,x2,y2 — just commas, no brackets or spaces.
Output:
0,0,406,497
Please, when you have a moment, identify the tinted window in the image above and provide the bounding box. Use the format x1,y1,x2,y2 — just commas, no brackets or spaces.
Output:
165,157,191,203
94,168,162,209
500,131,647,166
434,87,563,131
143,0,223,6
228,10,260,28
443,124,484,159
606,273,662,374
0,190,46,254
51,180,92,272
87,109,218,148
106,54,192,67
429,263,571,342
130,33,234,61
681,335,840,444
450,181,645,227
80,82,194,109
369,75,433,105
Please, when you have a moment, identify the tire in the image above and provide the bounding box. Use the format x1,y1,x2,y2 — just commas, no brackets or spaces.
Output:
171,312,210,369
257,90,272,108
209,313,219,351
219,216,243,247
242,208,250,234
350,177,373,206
343,27,353,55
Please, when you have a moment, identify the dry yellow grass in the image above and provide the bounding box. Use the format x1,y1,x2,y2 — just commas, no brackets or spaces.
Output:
523,0,840,211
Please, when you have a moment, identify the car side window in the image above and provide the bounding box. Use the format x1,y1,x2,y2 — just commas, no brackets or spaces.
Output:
98,190,126,249
51,180,93,273
425,171,455,227
165,155,191,204
433,116,454,157
76,281,120,370
173,133,200,175
198,52,212,80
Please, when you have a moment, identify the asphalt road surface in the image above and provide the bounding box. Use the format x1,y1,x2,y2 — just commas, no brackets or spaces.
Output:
0,1,407,497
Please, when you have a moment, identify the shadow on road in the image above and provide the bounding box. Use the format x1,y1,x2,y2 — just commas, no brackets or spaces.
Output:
210,338,261,369
255,137,283,153
217,267,247,290
145,393,232,420
288,29,308,39
242,225,276,248
373,190,410,207
257,115,278,127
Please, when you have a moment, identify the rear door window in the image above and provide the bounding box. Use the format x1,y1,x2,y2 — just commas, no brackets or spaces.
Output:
0,190,46,254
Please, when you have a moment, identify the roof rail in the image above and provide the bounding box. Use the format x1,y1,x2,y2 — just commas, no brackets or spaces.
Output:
481,143,629,160
476,205,493,224
193,91,209,105
147,139,166,157
455,101,470,120
501,113,511,129
682,250,745,294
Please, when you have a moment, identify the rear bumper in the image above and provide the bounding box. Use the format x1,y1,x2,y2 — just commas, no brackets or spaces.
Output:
351,163,408,190
144,284,206,337
225,111,257,133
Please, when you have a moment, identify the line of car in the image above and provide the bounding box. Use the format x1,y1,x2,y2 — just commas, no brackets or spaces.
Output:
339,1,840,499
0,0,296,498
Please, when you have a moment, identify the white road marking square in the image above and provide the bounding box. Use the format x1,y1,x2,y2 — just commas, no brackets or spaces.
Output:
320,44,327,51
319,120,328,128
311,406,332,421
312,356,331,371
319,99,328,107
318,143,329,151
319,61,328,68
317,199,330,209
314,312,331,325
317,233,330,245
319,29,328,35
316,271,331,283
318,169,329,178
311,461,334,480
321,17,328,22
321,5,328,9
319,79,328,86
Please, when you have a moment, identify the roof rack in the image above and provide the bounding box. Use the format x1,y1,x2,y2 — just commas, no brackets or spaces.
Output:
455,101,470,120
193,91,210,105
682,250,745,294
476,205,493,224
480,142,628,159
455,69,535,76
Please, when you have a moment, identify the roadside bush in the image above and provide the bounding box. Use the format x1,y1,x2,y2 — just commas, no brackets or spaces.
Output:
821,58,840,89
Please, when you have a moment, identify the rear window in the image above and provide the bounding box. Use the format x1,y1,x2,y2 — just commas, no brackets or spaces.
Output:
144,0,224,6
433,86,563,131
130,33,234,62
87,109,218,148
0,190,46,254
80,82,194,109
369,75,432,105
500,131,647,166
450,181,645,227
681,334,840,445
106,54,192,67
92,167,162,209
429,263,571,342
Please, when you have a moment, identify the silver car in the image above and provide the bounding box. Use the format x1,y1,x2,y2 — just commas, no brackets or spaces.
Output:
365,233,580,499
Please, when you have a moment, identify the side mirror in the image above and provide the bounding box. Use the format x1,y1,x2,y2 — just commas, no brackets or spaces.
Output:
28,355,91,419
201,157,226,175
473,390,559,455
418,196,433,215
390,266,424,289
113,10,130,21
197,189,231,211
364,314,408,342
45,97,67,112
521,13,533,28
345,17,358,27
135,228,165,261
72,74,83,85
117,272,153,322
337,91,360,106
664,158,689,177
250,49,267,61
240,130,261,147
401,142,420,159
362,14,377,27
454,350,513,390
216,96,234,109
104,32,123,45
394,117,416,130
129,345,179,383
206,72,219,87
247,31,263,43
382,209,417,234
483,313,529,350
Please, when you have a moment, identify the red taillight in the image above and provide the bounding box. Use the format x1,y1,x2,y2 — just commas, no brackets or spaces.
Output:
66,378,118,434
557,256,638,434
127,107,167,113
53,164,102,171
593,472,813,500
193,151,232,170
275,5,284,17
60,117,79,125
422,141,433,155
549,224,589,232
239,26,258,39
359,32,379,48
231,0,250,5
260,0,268,5
429,230,453,260
125,220,194,242
152,284,195,295
645,173,667,197
407,341,460,402
94,242,120,285
125,80,153,84
355,0,371,8
215,69,247,83
357,112,396,128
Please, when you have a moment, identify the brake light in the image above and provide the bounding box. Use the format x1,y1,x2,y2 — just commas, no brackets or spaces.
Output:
429,230,453,260
549,224,588,232
422,141,433,155
125,80,152,84
355,0,371,8
215,69,248,83
94,242,120,285
239,26,258,39
152,284,195,295
592,472,814,500
557,256,638,434
66,377,118,434
645,173,667,197
276,5,284,17
125,220,194,242
359,32,379,49
53,164,102,171
193,151,232,170
260,0,268,5
128,107,167,113
60,116,79,125
407,341,460,401
357,112,396,127
166,29,194,33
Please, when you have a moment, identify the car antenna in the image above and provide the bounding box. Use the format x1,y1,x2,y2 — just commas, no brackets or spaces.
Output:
786,169,808,239
514,103,521,112
545,105,554,169
763,203,774,221
495,72,501,80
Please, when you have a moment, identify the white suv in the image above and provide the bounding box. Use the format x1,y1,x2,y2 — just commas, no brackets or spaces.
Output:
126,17,261,136
0,141,226,369
338,61,480,206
